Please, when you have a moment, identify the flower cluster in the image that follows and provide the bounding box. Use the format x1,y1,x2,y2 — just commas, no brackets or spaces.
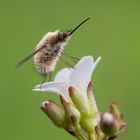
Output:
33,56,127,140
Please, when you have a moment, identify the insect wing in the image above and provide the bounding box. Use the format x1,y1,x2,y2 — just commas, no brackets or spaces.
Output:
16,45,47,68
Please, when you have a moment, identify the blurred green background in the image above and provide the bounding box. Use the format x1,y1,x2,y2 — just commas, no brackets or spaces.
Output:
0,0,140,139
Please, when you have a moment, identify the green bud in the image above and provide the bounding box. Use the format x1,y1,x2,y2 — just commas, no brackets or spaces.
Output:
81,117,97,133
100,112,119,136
60,95,67,107
41,100,67,128
87,81,99,123
64,103,81,129
69,86,90,116
69,86,96,133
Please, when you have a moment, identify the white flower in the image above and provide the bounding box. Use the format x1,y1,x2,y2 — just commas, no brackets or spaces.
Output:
33,56,101,102
34,56,101,131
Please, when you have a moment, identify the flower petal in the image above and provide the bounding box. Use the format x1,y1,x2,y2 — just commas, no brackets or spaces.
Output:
70,56,101,99
92,57,101,72
54,68,72,84
33,82,70,101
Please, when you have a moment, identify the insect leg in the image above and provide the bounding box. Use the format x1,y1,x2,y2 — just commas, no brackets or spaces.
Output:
59,48,79,64
48,72,52,82
62,52,79,63
59,57,74,68
40,74,48,89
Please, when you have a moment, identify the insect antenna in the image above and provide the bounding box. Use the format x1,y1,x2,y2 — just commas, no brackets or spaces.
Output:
69,18,90,36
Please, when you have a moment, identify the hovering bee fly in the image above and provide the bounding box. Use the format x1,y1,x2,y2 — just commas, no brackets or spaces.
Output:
16,18,90,80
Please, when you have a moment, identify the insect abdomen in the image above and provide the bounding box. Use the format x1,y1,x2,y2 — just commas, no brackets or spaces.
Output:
34,45,63,75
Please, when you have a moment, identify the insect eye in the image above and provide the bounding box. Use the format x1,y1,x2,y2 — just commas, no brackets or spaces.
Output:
58,32,64,40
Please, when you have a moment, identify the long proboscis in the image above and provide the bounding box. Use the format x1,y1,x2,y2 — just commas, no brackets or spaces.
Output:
69,18,90,36
16,45,47,68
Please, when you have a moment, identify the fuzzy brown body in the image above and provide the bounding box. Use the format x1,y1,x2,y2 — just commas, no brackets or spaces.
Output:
34,30,71,76
16,18,90,77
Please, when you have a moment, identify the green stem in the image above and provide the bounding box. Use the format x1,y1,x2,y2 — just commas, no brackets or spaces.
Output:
76,135,84,140
89,133,96,140
77,130,88,140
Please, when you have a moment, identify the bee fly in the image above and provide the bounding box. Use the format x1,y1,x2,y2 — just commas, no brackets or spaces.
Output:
16,18,90,82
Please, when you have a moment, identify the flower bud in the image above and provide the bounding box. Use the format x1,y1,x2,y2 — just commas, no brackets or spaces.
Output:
64,103,81,129
100,112,119,136
60,95,67,107
87,81,99,124
69,86,96,133
81,117,97,133
41,100,67,128
109,102,123,121
108,102,127,133
69,86,90,116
